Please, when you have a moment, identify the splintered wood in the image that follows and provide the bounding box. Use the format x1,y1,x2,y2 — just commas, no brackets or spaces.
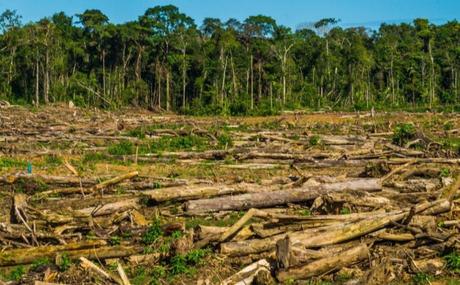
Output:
0,107,459,284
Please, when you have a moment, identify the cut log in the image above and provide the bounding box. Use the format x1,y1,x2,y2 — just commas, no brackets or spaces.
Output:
0,173,96,187
219,208,257,242
185,179,382,214
76,199,139,217
34,281,66,285
276,244,369,281
79,257,116,283
288,200,450,249
93,171,139,191
276,235,359,269
63,245,144,261
221,259,271,285
128,253,161,265
143,184,250,203
220,200,450,256
0,240,107,266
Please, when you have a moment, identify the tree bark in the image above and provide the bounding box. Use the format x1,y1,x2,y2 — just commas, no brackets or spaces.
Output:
0,240,107,266
143,184,250,203
185,179,381,214
276,244,369,281
166,69,170,111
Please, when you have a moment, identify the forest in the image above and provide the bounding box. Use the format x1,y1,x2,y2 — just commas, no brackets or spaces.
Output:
0,5,459,115
1,4,460,285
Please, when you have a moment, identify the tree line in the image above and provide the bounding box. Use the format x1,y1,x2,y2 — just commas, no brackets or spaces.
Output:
0,6,459,114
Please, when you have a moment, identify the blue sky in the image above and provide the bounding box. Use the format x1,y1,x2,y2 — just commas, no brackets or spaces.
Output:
0,0,458,29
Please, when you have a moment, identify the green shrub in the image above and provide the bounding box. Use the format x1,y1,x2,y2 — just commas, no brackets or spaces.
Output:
142,219,163,245
31,257,51,271
444,121,455,131
7,266,25,281
107,141,135,155
217,133,233,148
185,249,209,265
126,128,146,139
309,135,321,146
0,157,26,169
170,249,210,276
151,135,209,153
109,236,121,246
340,207,351,215
82,152,109,163
412,272,431,285
392,123,416,146
58,253,72,271
170,254,188,275
299,209,311,216
44,154,63,166
445,251,460,272
440,168,451,178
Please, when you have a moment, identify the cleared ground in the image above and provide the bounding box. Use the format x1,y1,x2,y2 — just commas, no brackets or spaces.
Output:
0,104,459,284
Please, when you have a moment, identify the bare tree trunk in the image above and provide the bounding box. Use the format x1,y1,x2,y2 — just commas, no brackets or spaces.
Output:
250,55,254,110
102,49,106,99
282,68,286,105
182,47,187,109
246,69,250,96
231,54,237,99
258,62,262,102
429,40,435,108
157,63,161,109
44,47,50,104
200,70,207,100
44,25,51,104
166,69,170,111
270,81,273,110
35,52,40,106
391,57,395,104
135,46,143,82
221,55,228,106
7,47,16,93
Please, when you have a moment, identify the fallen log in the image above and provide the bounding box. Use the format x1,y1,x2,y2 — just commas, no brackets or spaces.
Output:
288,200,450,249
220,200,450,256
143,184,251,203
276,244,369,281
276,235,359,269
0,240,107,266
221,259,271,285
65,245,144,261
76,199,139,217
92,171,139,191
79,257,121,284
0,173,96,187
185,179,381,214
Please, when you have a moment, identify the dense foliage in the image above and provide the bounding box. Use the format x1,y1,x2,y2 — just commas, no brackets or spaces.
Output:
0,7,459,114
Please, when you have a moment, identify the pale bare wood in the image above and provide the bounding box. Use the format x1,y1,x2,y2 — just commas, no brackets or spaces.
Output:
219,208,257,242
186,179,382,214
0,240,107,266
276,244,369,281
76,199,139,217
117,262,132,285
93,171,139,191
63,159,79,176
221,259,271,285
